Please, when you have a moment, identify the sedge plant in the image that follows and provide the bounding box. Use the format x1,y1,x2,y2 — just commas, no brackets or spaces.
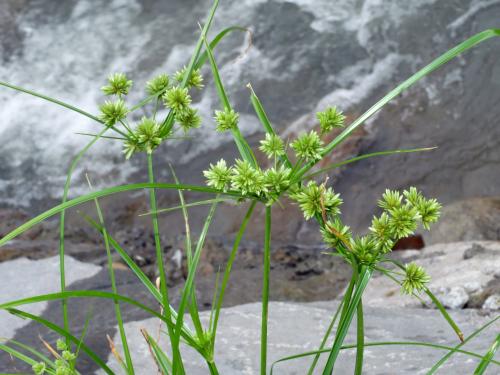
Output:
0,1,499,374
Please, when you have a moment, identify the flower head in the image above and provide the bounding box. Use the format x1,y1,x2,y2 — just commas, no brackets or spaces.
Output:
387,203,420,239
316,106,345,134
62,350,76,361
101,73,132,96
56,338,67,351
289,181,342,220
321,218,351,249
203,159,232,191
351,236,378,265
369,212,394,254
123,138,140,159
99,99,128,126
263,165,291,193
291,130,324,161
135,117,162,153
230,159,265,195
176,106,201,133
175,66,204,89
163,86,191,113
378,189,403,211
259,133,285,159
214,108,239,132
32,362,46,375
416,198,441,230
146,73,170,96
401,262,430,295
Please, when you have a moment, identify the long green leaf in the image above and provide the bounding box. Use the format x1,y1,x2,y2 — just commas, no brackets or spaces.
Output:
322,268,372,374
427,316,500,374
354,299,364,375
142,330,172,375
210,201,256,353
303,147,436,180
474,334,500,374
6,309,113,374
261,206,272,375
296,29,500,179
0,182,248,246
270,340,500,374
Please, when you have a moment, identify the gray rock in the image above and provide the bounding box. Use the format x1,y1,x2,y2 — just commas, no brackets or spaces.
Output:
483,294,500,310
101,301,499,375
0,256,100,340
435,286,469,310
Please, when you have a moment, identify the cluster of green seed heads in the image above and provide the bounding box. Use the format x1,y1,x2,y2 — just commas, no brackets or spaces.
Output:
97,69,204,159
32,339,77,375
316,106,345,134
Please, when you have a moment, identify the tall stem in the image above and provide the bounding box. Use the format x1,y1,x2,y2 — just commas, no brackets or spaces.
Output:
147,153,182,373
354,298,364,375
261,206,272,375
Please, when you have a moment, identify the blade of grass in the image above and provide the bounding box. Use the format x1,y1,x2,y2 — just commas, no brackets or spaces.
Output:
322,267,372,375
0,182,249,246
270,340,500,374
1,338,56,370
86,176,134,374
247,83,293,168
58,127,109,345
261,206,272,375
6,308,114,374
384,258,464,342
147,154,182,374
0,291,199,349
169,165,205,344
303,147,436,180
139,198,230,216
427,315,500,374
354,298,364,375
142,329,173,375
307,278,353,375
201,33,257,167
210,200,256,353
474,334,500,375
295,29,500,180
171,200,219,373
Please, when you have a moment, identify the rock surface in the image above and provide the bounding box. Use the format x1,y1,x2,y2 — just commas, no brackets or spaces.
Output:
100,301,500,375
364,241,500,309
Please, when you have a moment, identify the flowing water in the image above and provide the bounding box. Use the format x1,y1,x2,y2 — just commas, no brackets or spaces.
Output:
0,0,500,230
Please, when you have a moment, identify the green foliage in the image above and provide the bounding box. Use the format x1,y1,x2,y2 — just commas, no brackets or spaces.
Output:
146,73,170,96
99,99,129,126
214,108,239,132
0,4,498,374
316,106,345,134
401,262,431,295
101,73,133,96
290,130,324,161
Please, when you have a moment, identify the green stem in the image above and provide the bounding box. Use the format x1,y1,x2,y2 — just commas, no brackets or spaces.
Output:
261,206,272,375
147,153,182,373
207,360,220,375
59,127,108,344
354,298,364,375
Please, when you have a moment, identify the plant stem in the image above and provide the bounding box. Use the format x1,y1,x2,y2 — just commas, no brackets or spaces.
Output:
147,152,181,373
354,298,364,375
261,206,272,375
207,360,220,375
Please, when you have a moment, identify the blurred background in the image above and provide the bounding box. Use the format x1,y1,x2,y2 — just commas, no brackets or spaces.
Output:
0,0,499,372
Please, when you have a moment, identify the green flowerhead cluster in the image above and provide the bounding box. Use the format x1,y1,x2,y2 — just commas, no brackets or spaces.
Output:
321,218,351,248
203,159,232,191
99,99,129,126
32,339,78,375
291,130,324,161
163,86,192,113
231,159,266,195
101,72,133,96
176,106,202,133
316,106,345,134
32,362,46,375
146,73,170,96
175,66,204,89
289,181,342,220
259,133,285,159
135,117,162,153
401,262,430,295
214,108,239,132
